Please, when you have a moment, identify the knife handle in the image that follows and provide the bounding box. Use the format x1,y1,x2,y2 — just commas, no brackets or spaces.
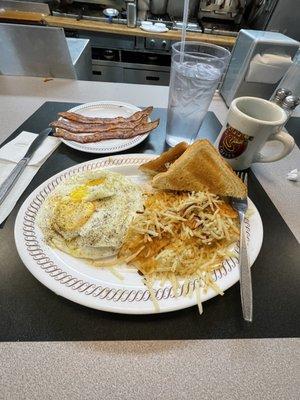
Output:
0,158,29,206
238,211,253,322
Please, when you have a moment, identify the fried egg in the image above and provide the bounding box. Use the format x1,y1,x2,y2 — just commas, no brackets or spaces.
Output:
37,170,143,259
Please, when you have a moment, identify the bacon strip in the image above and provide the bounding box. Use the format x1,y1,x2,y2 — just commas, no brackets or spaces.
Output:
54,119,160,143
50,115,149,133
57,106,153,125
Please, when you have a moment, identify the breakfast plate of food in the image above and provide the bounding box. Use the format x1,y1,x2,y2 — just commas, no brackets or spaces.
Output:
15,140,263,314
50,101,159,154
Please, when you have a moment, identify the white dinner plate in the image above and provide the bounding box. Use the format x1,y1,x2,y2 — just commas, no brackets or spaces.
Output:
59,101,152,154
15,154,263,314
140,26,169,33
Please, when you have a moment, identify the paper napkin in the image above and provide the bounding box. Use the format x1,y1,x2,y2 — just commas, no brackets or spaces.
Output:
0,131,60,224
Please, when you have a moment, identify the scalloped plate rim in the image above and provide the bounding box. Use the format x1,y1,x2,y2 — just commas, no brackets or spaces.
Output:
14,154,264,314
59,101,151,154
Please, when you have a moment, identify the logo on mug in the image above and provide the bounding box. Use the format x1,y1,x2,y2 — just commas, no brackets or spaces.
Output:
218,125,254,159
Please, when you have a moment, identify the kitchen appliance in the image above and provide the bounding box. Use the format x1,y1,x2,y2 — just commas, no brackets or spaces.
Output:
220,30,299,106
198,0,247,23
51,1,173,85
70,29,171,85
49,0,299,86
51,1,242,36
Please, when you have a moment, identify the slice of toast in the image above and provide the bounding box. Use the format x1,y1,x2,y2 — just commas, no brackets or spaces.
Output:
152,139,247,198
139,142,188,176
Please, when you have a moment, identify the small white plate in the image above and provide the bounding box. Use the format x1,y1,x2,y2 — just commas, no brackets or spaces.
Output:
140,25,169,33
59,101,152,154
15,154,263,315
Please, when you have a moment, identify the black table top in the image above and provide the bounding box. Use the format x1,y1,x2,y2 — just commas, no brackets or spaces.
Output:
0,102,299,342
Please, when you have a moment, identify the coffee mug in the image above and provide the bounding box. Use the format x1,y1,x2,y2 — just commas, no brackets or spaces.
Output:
215,97,295,170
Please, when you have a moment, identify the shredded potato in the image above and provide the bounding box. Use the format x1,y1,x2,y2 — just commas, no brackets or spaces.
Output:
115,190,239,310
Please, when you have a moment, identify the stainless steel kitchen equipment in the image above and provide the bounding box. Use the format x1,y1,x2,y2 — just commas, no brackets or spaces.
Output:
220,30,299,106
0,0,50,15
48,0,300,86
167,0,199,20
67,37,93,80
89,33,171,85
51,0,241,36
150,0,167,15
198,0,247,23
72,0,125,5
247,0,300,42
137,0,149,20
144,0,246,36
126,0,137,27
52,0,238,86
64,15,172,85
0,23,92,80
52,1,128,25
49,0,300,39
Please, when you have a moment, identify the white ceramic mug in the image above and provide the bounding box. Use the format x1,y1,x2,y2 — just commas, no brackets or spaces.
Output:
215,97,295,170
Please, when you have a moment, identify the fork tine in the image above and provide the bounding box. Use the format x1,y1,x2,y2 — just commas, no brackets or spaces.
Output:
236,170,248,184
241,171,246,183
236,170,243,180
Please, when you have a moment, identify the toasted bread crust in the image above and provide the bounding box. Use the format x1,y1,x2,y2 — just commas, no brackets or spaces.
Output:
139,142,188,176
152,139,247,198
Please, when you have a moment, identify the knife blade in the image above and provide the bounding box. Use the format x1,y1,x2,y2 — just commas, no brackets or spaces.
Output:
0,128,52,206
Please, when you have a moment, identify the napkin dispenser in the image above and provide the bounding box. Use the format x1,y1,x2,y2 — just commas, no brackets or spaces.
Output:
220,30,299,107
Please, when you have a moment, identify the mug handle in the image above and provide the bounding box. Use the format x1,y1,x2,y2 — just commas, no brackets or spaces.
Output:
253,131,295,163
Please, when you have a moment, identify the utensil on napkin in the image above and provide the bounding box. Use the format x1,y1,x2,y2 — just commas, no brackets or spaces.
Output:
230,171,253,322
0,129,60,224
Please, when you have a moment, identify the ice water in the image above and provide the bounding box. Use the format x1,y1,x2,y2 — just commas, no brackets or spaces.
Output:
166,60,221,147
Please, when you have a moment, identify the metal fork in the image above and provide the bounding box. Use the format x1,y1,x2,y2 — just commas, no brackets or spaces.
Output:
230,171,252,322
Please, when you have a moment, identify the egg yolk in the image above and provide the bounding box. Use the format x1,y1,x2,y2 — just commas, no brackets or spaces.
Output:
70,186,88,202
70,177,106,202
54,200,95,231
86,178,106,186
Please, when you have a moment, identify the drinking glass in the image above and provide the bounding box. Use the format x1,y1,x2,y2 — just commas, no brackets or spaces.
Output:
166,41,231,147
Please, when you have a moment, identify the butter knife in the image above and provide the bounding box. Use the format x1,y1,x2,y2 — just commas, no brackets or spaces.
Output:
0,128,52,206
